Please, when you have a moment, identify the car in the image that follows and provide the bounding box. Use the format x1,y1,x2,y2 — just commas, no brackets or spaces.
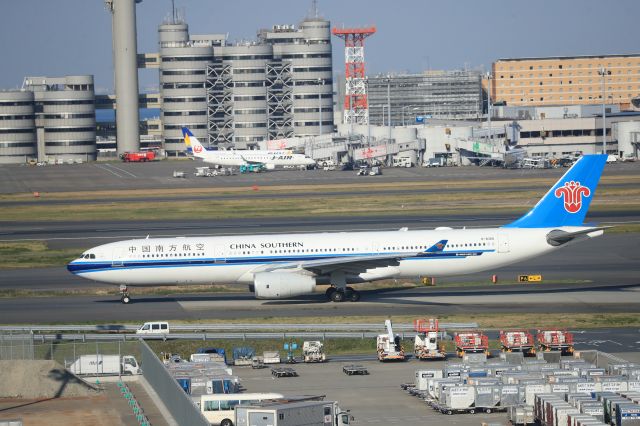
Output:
606,154,618,164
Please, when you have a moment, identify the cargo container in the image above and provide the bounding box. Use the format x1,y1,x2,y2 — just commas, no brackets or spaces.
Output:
66,354,140,376
263,351,281,364
438,386,475,414
615,403,640,426
414,369,443,391
508,405,535,425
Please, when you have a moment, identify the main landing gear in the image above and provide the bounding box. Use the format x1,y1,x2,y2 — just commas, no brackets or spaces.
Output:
119,285,131,304
325,286,361,303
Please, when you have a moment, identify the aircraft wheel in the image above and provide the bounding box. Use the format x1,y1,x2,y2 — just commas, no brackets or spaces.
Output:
346,287,361,302
121,295,131,304
325,287,336,301
330,290,345,303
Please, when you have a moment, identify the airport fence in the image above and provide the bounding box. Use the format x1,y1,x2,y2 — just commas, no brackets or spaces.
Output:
0,332,139,365
139,339,209,426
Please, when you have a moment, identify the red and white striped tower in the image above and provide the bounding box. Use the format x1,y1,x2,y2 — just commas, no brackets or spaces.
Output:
332,26,376,125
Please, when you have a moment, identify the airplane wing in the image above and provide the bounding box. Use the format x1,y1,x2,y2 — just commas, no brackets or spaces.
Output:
238,154,265,166
257,240,448,275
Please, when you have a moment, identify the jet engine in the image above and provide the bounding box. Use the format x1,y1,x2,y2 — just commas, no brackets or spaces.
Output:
253,272,316,299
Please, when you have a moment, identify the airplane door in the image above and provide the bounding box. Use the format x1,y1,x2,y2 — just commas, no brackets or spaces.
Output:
497,230,510,253
112,246,127,267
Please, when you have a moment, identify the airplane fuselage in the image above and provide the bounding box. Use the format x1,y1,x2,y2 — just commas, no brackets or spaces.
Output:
199,150,315,167
67,226,586,287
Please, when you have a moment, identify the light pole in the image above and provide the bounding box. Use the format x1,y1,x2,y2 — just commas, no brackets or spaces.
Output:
385,76,392,142
365,77,371,147
598,67,611,154
486,72,492,142
317,78,325,136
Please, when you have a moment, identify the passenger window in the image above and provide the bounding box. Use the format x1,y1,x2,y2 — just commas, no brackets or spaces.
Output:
204,400,219,411
152,324,159,330
161,324,167,330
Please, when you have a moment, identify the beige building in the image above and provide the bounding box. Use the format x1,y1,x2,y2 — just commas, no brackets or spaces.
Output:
491,54,640,109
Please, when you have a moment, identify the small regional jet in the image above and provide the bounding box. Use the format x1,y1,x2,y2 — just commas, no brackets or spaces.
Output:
68,155,607,304
182,127,316,171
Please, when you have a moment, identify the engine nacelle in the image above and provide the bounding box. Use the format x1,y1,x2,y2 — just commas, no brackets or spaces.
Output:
253,272,316,299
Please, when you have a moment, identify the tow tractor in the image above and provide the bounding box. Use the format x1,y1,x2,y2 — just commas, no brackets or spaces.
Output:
413,318,446,360
377,319,406,362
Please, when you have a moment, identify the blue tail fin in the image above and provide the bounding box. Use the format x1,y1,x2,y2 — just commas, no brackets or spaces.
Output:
503,154,607,228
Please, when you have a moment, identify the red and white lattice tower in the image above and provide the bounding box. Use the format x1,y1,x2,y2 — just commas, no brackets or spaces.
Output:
332,26,376,125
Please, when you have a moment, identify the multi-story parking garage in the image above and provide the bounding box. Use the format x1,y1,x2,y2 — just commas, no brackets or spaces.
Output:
0,90,36,164
0,76,96,164
153,14,333,153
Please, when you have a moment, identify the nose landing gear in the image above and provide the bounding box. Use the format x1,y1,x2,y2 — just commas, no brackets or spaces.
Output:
120,285,131,304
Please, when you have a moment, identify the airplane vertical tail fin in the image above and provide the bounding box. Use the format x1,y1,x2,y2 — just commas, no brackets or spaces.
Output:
503,154,607,228
182,127,207,158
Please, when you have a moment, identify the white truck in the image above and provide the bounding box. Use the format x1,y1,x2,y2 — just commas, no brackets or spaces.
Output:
66,354,140,376
376,319,406,361
413,318,446,360
235,400,352,426
302,341,326,363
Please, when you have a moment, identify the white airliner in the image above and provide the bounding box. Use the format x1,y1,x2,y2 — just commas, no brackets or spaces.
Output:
182,127,316,170
68,155,607,303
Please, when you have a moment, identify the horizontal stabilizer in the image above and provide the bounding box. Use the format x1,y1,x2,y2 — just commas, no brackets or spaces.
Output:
546,227,606,246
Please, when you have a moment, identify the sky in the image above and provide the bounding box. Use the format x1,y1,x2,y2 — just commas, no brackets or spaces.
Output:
0,0,638,94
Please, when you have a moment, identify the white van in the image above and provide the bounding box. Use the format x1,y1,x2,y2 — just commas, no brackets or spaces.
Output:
136,321,170,334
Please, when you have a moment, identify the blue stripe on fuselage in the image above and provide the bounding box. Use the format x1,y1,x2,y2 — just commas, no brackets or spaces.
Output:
67,250,493,275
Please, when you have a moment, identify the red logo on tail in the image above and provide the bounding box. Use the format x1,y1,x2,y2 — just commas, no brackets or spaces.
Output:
554,181,590,213
193,145,203,154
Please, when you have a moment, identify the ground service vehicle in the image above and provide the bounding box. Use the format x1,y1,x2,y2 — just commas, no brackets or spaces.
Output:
302,341,326,363
66,354,140,376
377,319,406,361
200,392,284,426
136,321,169,335
121,151,155,162
500,330,536,355
537,329,574,354
235,400,352,426
454,331,489,358
413,318,446,360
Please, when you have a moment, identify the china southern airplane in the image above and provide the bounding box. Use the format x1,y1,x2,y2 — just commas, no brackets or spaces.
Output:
182,127,316,170
68,155,607,304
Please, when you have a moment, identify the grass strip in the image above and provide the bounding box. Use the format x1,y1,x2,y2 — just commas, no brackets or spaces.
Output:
0,187,638,222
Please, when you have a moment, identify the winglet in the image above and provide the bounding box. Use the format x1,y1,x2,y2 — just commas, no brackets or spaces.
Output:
425,240,448,253
503,154,607,228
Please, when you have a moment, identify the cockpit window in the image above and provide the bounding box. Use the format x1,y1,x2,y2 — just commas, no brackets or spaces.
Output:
90,254,95,259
